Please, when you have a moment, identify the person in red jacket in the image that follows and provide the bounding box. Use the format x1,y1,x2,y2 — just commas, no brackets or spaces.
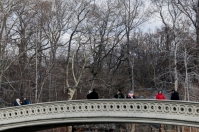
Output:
156,90,166,100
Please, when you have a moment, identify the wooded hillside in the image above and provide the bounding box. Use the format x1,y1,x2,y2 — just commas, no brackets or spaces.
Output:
0,0,199,106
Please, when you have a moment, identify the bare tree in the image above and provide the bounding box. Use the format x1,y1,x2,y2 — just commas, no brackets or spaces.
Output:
63,0,91,100
152,0,185,93
12,0,38,98
173,0,199,85
120,0,150,93
34,0,70,102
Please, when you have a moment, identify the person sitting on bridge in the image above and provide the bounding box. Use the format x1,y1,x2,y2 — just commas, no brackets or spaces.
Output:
14,98,21,106
114,89,124,99
156,90,166,100
87,89,99,99
171,89,179,100
126,90,135,99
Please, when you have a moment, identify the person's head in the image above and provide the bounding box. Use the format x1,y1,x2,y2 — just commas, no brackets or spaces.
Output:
128,90,134,97
88,90,92,94
129,90,133,93
16,98,20,102
93,89,96,92
171,89,175,93
117,90,121,94
158,90,162,94
23,97,27,100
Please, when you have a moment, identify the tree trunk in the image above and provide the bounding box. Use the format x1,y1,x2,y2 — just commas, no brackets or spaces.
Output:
196,0,199,48
68,88,76,100
177,126,180,132
174,44,178,91
160,124,164,132
131,124,135,132
184,47,189,101
196,1,199,84
181,126,184,132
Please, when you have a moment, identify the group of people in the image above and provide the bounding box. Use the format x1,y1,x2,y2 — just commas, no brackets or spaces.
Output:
156,89,180,100
14,97,31,106
114,90,135,99
114,89,179,100
86,89,136,99
87,89,180,100
13,89,178,106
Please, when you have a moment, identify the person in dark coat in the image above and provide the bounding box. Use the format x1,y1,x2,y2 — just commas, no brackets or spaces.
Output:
114,89,125,99
21,97,31,105
171,89,180,100
87,89,99,99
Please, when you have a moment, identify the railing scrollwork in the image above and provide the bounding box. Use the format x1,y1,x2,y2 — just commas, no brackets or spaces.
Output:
0,99,199,131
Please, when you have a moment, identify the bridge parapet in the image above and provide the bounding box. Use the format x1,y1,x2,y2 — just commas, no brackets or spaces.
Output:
0,99,199,131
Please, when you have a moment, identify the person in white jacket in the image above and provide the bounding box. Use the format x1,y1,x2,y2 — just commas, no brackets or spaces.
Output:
14,98,21,106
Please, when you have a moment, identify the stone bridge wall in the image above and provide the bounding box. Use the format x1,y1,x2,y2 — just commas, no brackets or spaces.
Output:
0,99,199,131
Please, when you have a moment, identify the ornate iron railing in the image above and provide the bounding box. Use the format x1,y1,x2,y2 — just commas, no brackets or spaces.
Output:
0,99,199,131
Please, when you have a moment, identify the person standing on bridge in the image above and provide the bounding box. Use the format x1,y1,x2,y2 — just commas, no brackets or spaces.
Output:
171,89,179,100
156,90,166,100
14,98,21,106
21,97,31,105
114,89,125,99
126,90,135,99
87,89,99,99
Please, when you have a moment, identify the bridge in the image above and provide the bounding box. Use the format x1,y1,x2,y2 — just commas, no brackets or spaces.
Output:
1,99,199,131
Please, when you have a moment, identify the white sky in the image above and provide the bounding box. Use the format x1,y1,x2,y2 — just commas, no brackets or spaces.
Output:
141,19,163,33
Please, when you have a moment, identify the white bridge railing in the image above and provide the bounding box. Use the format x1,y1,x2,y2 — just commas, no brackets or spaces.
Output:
1,99,199,131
